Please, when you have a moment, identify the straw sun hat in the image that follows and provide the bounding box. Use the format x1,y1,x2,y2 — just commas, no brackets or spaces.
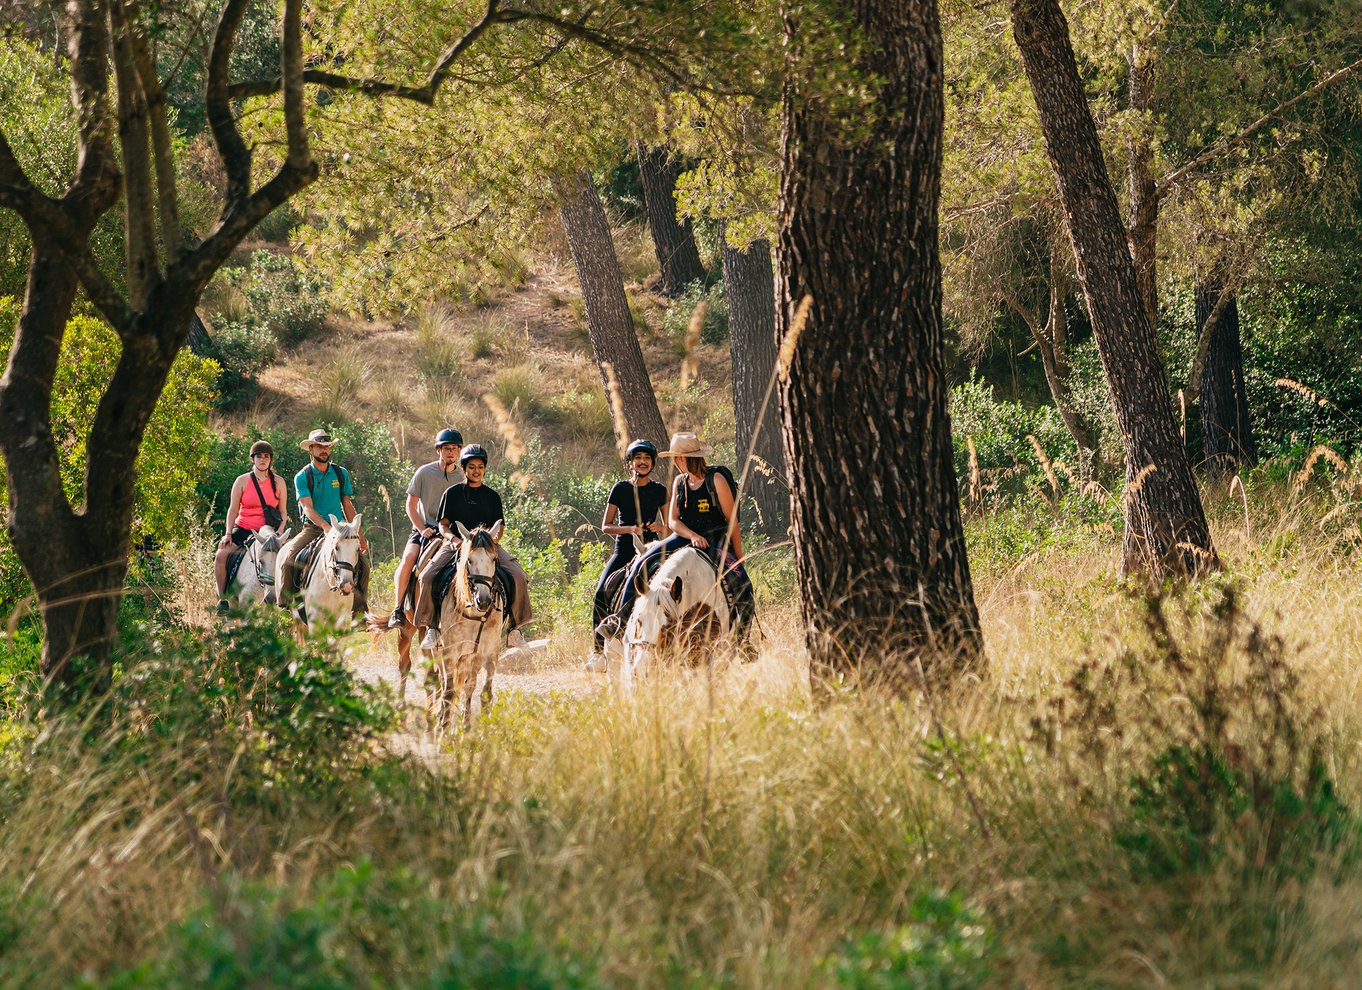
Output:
657,432,714,459
299,429,338,451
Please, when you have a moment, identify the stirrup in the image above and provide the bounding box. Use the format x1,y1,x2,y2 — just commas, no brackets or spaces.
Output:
595,614,622,640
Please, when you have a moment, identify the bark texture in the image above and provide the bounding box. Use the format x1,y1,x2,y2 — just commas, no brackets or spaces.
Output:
637,143,707,296
557,170,668,445
779,0,982,684
723,237,787,534
1125,47,1159,331
1197,280,1256,480
1010,0,1217,578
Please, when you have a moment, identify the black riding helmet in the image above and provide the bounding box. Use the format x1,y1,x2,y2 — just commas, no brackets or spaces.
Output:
434,427,464,448
459,443,489,468
249,439,274,458
625,439,658,460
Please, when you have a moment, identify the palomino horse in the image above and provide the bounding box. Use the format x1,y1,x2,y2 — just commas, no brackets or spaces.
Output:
620,546,731,688
228,525,290,609
426,521,505,730
285,514,363,633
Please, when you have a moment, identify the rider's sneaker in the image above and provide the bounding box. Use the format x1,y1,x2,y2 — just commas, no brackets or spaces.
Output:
420,627,441,650
215,599,230,615
387,605,406,629
584,651,608,673
507,628,528,649
595,614,622,640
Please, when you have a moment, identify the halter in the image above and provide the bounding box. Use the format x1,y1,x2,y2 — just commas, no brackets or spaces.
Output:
322,531,359,593
245,537,276,588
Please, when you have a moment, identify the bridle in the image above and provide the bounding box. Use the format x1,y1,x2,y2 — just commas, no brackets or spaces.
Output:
246,537,277,589
322,532,359,593
455,542,504,652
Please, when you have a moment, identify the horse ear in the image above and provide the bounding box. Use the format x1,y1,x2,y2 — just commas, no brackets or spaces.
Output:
352,512,362,531
670,577,684,603
328,514,340,527
279,528,292,543
490,520,504,542
456,521,471,539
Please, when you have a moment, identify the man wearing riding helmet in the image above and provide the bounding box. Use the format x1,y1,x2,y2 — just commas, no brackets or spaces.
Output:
411,443,532,650
387,428,465,629
585,438,670,672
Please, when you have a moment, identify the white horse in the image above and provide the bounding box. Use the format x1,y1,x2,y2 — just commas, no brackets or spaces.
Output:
228,525,290,609
620,546,731,688
425,521,505,730
287,514,362,633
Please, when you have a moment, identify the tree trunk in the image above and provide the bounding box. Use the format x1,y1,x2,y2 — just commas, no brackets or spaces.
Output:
1126,48,1159,331
1197,280,1256,480
779,0,982,685
1010,0,1217,579
723,236,787,535
637,143,707,296
1030,234,1098,475
557,170,668,445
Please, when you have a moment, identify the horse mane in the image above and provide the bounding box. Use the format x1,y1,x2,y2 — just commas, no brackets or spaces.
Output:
453,527,497,606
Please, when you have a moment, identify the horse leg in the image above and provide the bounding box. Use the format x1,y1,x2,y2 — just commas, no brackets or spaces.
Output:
397,624,412,704
481,655,495,709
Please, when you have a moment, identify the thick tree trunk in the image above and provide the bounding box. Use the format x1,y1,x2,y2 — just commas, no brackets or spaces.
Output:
779,0,981,685
1197,280,1255,480
1010,0,1217,578
1126,49,1159,331
637,143,707,296
557,170,668,445
723,237,787,535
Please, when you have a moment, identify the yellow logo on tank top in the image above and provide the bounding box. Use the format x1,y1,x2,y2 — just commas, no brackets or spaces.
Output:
697,498,711,512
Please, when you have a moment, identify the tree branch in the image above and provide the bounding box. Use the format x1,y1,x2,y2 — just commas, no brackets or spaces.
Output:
61,0,120,220
127,0,185,259
229,0,505,104
206,0,254,210
281,0,311,171
109,0,161,309
1158,54,1362,199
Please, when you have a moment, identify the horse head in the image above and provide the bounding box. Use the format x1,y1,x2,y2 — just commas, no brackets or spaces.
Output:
624,549,725,679
326,513,362,595
253,525,288,604
456,520,503,615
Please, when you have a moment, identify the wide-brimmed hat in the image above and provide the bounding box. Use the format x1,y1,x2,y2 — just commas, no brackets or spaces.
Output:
657,432,714,459
299,429,337,451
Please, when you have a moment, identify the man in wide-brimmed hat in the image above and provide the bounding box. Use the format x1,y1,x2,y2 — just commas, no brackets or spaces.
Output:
276,429,372,619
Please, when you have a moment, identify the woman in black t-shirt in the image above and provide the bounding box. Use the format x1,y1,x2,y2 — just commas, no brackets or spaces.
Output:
586,439,670,669
595,432,755,650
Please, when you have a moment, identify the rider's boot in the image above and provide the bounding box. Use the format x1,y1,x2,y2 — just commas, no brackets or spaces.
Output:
387,600,406,629
507,627,527,649
584,650,608,673
420,625,441,650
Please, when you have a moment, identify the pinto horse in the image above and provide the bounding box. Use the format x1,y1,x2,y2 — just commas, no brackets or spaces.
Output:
424,521,505,730
620,546,731,688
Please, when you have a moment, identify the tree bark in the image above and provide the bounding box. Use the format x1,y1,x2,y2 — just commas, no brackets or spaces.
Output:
723,236,786,535
779,0,982,685
1010,0,1217,579
637,143,707,296
1197,279,1256,480
1126,47,1159,331
557,170,668,445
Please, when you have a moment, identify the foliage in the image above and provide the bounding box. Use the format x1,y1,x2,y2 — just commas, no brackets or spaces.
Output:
949,373,1074,506
663,278,729,347
829,893,994,990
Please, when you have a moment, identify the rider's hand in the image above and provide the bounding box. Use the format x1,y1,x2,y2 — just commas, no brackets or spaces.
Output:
632,524,646,537
647,522,666,535
359,534,369,553
690,534,709,550
422,526,436,538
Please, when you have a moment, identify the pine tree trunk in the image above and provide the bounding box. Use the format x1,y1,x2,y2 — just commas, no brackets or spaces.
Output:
1010,0,1217,578
1197,280,1256,480
1126,50,1159,331
723,237,787,534
557,170,668,445
779,0,982,685
637,143,707,296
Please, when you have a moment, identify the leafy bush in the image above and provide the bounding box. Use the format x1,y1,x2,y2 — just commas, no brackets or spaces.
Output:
949,373,1073,507
228,250,329,346
829,892,993,990
663,278,728,347
100,861,599,990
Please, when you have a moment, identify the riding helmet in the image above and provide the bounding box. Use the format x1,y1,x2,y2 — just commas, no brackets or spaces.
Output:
625,438,658,460
434,427,464,448
249,439,274,458
459,443,490,468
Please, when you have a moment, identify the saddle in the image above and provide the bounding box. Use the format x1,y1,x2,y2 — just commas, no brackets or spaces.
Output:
285,535,326,593
430,549,514,624
224,534,256,589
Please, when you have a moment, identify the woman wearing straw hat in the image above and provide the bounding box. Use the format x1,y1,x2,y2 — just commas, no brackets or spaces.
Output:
596,432,755,648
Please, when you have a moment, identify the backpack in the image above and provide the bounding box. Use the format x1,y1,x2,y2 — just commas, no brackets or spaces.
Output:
304,463,350,507
679,465,739,525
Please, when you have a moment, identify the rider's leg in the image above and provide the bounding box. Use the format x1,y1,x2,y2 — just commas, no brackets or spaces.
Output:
592,549,631,650
275,523,322,612
412,540,458,630
717,549,756,640
214,534,237,596
609,536,685,627
390,538,421,624
496,545,532,630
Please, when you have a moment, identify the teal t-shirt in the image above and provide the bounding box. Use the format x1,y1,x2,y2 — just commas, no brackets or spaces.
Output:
296,463,352,524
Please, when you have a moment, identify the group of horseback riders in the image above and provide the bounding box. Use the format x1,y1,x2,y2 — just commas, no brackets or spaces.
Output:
214,425,754,665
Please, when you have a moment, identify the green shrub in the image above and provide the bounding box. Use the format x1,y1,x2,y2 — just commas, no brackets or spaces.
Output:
829,892,993,990
228,250,329,346
950,373,1073,506
663,278,728,347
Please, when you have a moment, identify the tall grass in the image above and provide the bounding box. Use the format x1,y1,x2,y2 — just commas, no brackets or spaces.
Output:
5,487,1362,987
